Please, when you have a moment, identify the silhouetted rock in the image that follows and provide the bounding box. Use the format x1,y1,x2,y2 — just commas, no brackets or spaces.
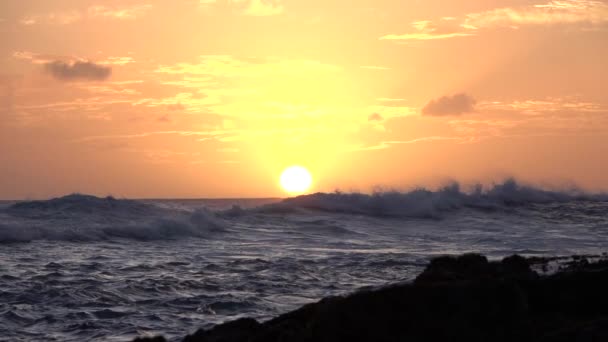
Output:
132,254,608,342
183,318,261,342
132,336,167,342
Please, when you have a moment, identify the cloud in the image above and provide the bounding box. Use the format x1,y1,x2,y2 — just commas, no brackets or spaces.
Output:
167,103,186,111
464,0,608,29
367,105,418,119
20,11,81,25
381,19,474,41
155,55,341,77
381,0,608,41
13,51,57,64
243,0,283,16
134,92,216,112
153,55,343,121
200,0,283,16
217,147,240,153
87,4,153,20
422,93,477,116
354,136,468,151
360,65,391,70
199,0,218,7
15,51,132,68
101,56,135,66
478,97,604,115
44,61,112,81
19,4,152,25
368,113,384,121
377,98,405,103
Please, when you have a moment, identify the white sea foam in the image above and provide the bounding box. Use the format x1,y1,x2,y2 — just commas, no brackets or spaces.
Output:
0,194,225,242
261,179,608,218
1,180,606,242
1,186,607,341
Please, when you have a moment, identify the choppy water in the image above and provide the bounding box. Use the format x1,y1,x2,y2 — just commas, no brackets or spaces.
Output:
1,180,607,341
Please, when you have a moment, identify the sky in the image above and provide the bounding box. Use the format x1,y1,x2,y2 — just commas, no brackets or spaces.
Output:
1,0,607,199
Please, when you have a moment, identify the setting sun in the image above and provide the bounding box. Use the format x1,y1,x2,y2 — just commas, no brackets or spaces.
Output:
279,166,313,194
2,1,608,340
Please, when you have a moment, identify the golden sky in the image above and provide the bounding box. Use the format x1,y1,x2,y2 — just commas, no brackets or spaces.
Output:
1,0,607,198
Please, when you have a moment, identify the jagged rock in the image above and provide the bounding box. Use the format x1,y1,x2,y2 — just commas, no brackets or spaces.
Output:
132,254,608,342
183,318,261,342
132,336,167,342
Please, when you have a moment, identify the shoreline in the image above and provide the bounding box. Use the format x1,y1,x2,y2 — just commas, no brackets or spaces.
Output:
133,253,608,342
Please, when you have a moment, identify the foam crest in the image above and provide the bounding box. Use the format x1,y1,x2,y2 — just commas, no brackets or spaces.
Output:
8,194,156,217
262,179,608,218
1,195,226,243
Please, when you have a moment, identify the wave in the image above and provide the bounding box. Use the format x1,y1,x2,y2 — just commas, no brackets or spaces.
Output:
260,179,608,218
2,180,606,242
0,194,226,243
7,194,157,217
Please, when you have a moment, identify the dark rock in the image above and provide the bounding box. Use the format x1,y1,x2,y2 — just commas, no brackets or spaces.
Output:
132,253,608,342
501,254,531,273
132,336,167,342
183,318,261,342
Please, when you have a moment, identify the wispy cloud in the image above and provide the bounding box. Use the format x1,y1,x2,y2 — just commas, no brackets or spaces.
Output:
381,19,474,41
20,4,152,25
100,56,136,66
444,97,608,139
155,55,340,77
75,127,325,145
367,105,418,119
20,11,81,26
152,55,341,116
353,136,469,151
200,0,284,16
478,97,605,115
87,4,153,20
13,51,57,64
360,65,391,70
17,98,132,112
377,98,406,103
217,147,240,153
133,92,218,111
464,0,608,29
243,0,283,16
76,130,235,142
381,0,608,41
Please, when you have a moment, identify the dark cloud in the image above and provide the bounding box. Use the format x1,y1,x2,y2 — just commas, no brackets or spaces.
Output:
368,113,384,121
422,93,476,116
44,60,111,81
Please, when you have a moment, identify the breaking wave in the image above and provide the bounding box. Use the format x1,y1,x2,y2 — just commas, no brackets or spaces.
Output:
8,194,154,216
1,179,607,243
0,194,225,243
261,179,608,218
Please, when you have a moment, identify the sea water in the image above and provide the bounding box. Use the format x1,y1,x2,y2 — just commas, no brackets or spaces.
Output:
1,179,607,341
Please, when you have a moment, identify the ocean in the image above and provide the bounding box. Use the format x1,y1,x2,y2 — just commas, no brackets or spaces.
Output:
1,179,607,341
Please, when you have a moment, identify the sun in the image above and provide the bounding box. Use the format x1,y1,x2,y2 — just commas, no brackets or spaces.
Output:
279,166,313,194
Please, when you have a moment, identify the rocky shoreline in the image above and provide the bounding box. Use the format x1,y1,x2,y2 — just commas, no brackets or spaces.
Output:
134,253,608,342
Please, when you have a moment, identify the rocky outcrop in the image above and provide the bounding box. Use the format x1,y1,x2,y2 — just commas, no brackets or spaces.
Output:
135,253,608,342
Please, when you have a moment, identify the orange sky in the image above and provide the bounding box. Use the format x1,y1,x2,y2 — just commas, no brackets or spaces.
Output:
1,0,607,199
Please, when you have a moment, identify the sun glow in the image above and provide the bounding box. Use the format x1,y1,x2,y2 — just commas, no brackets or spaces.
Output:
279,166,313,194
